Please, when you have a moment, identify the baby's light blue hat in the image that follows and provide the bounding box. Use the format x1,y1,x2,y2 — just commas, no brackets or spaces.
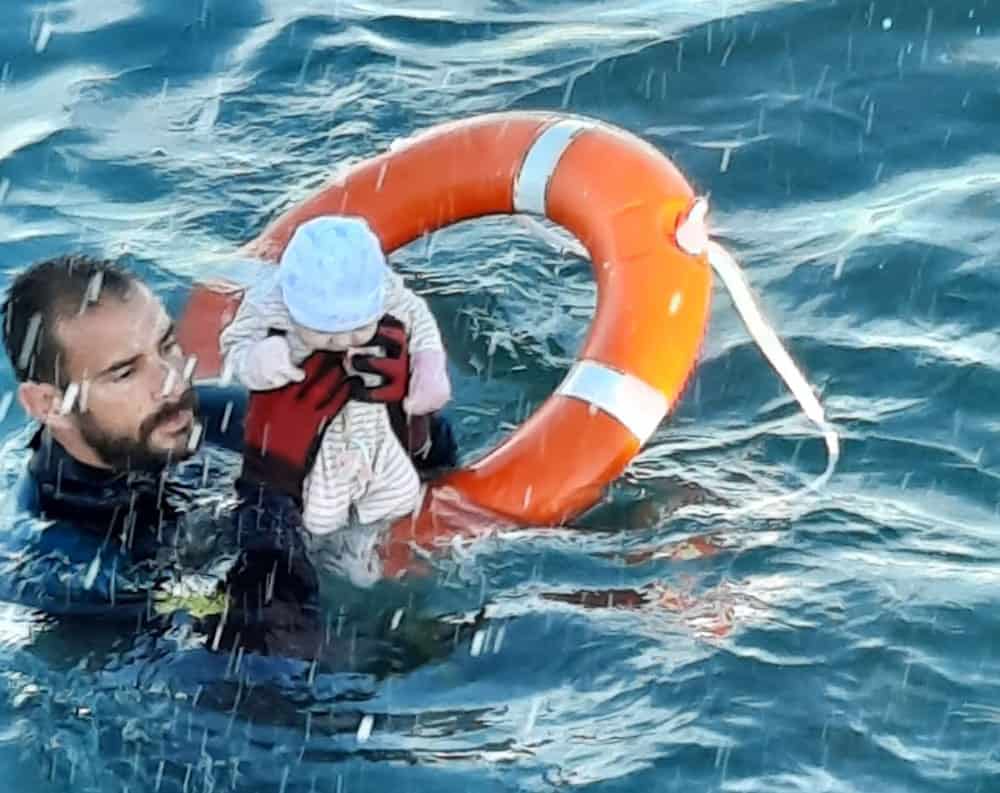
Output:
278,215,388,333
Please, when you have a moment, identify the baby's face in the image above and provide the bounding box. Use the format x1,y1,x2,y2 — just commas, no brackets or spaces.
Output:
295,320,379,352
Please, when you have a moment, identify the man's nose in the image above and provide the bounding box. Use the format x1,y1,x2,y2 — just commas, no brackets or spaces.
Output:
156,354,190,400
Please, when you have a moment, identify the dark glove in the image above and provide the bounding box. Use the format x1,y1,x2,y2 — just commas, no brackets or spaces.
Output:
241,350,354,500
349,314,409,404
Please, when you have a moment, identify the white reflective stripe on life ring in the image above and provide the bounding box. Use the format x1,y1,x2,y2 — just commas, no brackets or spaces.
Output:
556,359,669,445
513,118,593,216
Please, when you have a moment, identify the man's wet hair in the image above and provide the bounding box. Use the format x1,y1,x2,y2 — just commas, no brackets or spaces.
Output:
1,255,138,385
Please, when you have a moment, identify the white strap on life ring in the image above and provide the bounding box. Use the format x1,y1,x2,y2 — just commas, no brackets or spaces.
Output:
675,198,839,513
518,195,840,512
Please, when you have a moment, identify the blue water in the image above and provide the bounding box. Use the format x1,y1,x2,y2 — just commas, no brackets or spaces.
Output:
1,0,999,790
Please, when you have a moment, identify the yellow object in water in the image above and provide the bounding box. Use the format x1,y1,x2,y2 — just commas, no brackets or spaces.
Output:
153,573,229,619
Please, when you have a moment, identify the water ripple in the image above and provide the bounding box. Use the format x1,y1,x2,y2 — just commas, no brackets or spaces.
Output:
1,0,999,791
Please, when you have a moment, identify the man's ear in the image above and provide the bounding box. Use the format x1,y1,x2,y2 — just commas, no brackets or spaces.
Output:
17,381,74,431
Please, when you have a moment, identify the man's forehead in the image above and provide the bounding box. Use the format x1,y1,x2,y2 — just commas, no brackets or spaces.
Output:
56,285,169,376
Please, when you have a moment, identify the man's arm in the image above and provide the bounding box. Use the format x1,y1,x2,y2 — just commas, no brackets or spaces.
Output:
225,480,320,625
216,349,358,636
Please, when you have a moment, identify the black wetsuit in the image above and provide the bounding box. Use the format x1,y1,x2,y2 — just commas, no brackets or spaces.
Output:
0,383,469,675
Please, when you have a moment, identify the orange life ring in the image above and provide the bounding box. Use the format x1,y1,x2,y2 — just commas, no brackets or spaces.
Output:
179,112,712,531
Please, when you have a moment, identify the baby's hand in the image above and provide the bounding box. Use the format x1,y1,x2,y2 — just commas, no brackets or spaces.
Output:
240,336,306,390
405,349,452,415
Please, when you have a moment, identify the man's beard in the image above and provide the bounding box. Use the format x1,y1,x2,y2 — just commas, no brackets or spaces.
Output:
77,389,199,472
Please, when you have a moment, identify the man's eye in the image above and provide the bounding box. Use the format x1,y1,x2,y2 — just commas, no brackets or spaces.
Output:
162,337,181,355
113,367,134,381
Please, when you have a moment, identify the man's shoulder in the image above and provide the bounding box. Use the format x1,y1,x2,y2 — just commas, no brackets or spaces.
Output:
195,381,247,453
4,466,107,556
0,468,139,613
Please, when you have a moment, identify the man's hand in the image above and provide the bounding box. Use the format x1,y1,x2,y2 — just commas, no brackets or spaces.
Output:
241,351,354,499
347,315,409,404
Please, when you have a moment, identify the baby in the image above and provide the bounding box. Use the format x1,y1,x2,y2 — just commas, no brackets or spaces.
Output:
221,215,452,545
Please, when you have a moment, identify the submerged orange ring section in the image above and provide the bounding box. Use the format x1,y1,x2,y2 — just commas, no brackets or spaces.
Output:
179,112,712,527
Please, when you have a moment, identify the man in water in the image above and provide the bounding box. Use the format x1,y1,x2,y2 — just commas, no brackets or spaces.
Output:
0,253,464,665
0,253,726,665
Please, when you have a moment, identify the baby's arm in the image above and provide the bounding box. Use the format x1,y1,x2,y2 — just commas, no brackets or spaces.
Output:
382,270,443,353
219,295,265,375
381,271,451,415
220,292,304,391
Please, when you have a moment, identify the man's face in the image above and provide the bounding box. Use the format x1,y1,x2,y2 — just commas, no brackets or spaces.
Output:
56,284,198,470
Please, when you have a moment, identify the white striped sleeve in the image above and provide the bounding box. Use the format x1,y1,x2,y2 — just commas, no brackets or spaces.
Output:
382,270,444,353
219,286,292,384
